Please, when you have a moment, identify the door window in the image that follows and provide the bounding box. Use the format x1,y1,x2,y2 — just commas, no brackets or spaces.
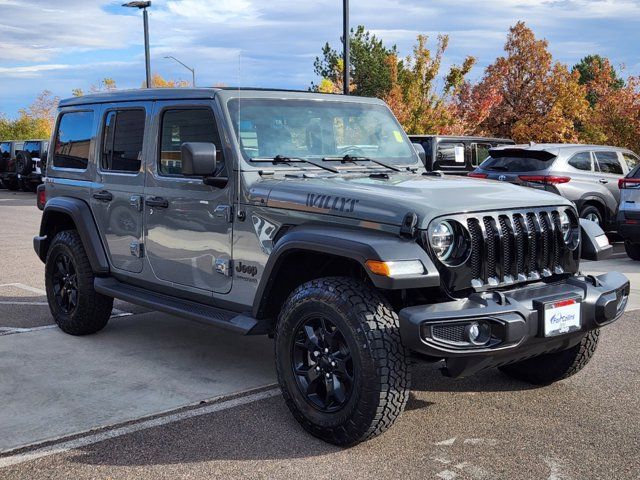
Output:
159,109,224,176
595,151,623,175
567,152,592,171
436,142,465,168
472,143,491,167
0,142,10,161
101,109,145,173
22,141,42,158
622,152,639,170
53,111,94,170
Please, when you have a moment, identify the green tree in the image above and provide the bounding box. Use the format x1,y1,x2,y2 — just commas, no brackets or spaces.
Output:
573,55,625,106
312,25,398,98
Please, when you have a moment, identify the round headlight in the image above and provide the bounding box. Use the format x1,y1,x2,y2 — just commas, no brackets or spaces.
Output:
430,221,455,260
559,210,571,243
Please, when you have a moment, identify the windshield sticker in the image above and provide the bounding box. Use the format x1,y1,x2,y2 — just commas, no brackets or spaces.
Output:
306,194,359,213
393,130,403,143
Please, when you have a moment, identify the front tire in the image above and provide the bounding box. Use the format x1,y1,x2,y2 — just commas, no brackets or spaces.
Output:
625,241,640,261
45,230,113,335
580,205,603,226
275,277,410,446
499,330,599,385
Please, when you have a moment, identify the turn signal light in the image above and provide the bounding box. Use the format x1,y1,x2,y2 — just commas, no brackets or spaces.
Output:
619,178,640,189
365,260,424,277
519,175,571,184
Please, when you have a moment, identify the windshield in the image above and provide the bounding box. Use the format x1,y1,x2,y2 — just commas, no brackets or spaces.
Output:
228,98,416,167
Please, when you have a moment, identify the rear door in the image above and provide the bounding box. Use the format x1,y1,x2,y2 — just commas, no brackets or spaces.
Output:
594,151,625,203
90,103,149,274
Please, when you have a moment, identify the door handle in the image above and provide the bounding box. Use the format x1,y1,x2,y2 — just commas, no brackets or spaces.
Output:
146,196,169,209
92,190,113,202
598,178,609,184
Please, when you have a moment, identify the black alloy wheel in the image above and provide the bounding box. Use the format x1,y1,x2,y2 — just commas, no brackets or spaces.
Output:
292,315,354,412
52,252,78,314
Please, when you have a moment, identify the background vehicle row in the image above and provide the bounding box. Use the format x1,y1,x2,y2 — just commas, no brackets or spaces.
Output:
0,139,48,191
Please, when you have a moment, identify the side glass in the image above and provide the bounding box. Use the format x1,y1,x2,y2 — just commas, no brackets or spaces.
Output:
53,111,94,170
568,151,592,171
101,109,145,173
595,151,623,175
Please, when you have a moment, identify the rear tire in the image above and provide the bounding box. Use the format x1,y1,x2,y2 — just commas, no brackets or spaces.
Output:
625,241,640,261
275,277,410,446
499,330,599,385
45,230,113,335
580,205,603,226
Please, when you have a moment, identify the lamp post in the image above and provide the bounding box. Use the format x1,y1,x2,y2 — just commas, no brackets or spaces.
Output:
164,56,196,87
343,0,349,95
122,1,152,88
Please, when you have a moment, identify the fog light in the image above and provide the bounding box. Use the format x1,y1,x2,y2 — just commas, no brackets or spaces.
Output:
464,321,491,345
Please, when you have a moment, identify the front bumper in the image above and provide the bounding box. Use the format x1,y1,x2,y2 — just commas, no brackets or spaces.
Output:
399,272,630,377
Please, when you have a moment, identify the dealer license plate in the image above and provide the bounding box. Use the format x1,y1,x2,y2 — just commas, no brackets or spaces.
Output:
543,299,581,337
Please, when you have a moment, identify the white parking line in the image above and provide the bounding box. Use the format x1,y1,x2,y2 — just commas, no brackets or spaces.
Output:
0,387,280,468
0,283,46,295
0,325,57,335
0,301,48,306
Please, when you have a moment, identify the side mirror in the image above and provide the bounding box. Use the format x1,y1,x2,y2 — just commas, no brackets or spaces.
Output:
412,142,427,167
181,142,217,176
579,218,612,261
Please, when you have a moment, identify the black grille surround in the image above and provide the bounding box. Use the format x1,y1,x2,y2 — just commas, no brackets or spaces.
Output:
423,208,580,296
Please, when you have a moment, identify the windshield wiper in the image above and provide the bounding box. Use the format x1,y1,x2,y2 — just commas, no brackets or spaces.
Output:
250,155,339,173
322,155,402,172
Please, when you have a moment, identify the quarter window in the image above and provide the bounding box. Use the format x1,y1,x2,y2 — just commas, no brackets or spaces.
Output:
436,142,465,167
595,151,623,175
101,109,145,173
568,152,592,171
53,111,94,170
622,152,639,170
159,109,224,176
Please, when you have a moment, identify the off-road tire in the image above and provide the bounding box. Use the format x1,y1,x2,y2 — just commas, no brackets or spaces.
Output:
45,230,113,335
580,205,603,226
275,276,410,446
15,151,32,176
625,241,640,261
499,330,599,385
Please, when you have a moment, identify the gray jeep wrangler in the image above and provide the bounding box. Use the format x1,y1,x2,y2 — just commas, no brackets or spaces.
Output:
34,88,629,446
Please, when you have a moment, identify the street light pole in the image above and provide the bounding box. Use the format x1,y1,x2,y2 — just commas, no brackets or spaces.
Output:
164,56,196,87
123,1,152,88
343,0,349,95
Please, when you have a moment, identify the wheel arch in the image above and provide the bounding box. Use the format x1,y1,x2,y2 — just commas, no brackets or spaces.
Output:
34,197,110,275
252,224,439,319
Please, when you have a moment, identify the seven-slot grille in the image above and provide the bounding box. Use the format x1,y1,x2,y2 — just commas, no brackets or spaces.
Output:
466,209,566,288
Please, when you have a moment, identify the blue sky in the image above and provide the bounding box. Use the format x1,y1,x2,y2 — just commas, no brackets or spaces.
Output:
1,0,639,117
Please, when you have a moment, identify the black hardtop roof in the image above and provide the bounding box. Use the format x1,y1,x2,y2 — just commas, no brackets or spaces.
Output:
58,87,349,108
408,134,514,143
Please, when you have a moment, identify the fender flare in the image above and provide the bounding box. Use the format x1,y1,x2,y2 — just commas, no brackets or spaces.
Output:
252,224,440,318
576,193,611,219
34,197,110,274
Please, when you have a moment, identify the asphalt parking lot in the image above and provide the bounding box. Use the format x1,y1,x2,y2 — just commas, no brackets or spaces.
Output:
1,189,639,480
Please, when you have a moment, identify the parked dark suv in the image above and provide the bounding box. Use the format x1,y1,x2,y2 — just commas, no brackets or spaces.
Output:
0,140,24,190
409,135,514,175
470,144,639,230
34,88,628,446
16,140,49,192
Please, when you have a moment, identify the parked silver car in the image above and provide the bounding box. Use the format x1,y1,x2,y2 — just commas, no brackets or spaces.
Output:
618,165,640,259
470,144,639,230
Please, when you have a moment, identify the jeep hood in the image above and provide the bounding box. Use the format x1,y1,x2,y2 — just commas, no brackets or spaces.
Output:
258,173,573,228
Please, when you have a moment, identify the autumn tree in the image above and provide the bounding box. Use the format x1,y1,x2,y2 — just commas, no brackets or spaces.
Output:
393,34,475,134
0,91,59,140
460,22,588,143
580,60,640,152
573,55,624,106
145,73,189,88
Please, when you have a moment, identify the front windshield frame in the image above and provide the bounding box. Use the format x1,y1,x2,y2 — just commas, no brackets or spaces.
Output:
225,96,420,171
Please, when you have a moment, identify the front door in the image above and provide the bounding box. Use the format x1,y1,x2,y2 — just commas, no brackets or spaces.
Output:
143,101,233,294
91,104,149,273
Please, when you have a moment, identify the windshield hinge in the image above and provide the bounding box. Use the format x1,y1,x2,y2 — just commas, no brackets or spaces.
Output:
399,212,418,238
